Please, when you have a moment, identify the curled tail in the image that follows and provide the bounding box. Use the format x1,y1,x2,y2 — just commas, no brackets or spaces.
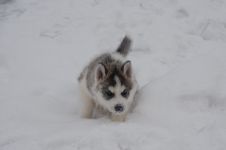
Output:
116,36,132,57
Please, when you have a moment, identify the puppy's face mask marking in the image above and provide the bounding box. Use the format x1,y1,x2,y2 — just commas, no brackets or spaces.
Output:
94,62,135,114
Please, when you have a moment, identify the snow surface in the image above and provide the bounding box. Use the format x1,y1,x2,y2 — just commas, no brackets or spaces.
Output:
1,0,226,149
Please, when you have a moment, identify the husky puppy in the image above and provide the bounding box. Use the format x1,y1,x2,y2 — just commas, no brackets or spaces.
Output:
78,36,138,122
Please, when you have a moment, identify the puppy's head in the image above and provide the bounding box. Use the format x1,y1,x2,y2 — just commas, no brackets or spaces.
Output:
94,60,137,115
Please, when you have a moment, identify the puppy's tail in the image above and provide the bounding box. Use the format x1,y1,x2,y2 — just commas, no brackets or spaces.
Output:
116,36,132,57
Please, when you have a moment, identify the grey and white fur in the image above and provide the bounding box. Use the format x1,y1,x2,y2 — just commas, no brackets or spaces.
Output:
78,36,138,122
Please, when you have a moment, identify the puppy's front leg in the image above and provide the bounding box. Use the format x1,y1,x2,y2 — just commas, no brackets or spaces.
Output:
81,98,94,118
111,114,127,122
80,88,94,118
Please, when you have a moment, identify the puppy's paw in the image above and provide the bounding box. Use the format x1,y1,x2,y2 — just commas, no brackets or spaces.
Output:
111,114,127,122
81,109,93,119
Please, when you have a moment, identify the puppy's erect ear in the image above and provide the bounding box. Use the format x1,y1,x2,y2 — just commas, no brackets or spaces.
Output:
95,63,107,81
121,60,132,78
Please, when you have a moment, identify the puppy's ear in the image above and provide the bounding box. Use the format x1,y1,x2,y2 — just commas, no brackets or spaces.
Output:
95,63,107,81
121,61,132,78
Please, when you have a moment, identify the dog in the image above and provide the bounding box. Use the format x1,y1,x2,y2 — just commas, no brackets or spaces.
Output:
78,36,138,122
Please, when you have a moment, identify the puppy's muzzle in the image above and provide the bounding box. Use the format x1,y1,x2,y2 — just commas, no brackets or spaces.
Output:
114,104,124,112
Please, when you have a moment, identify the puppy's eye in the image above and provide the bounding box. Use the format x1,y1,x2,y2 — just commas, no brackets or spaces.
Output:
121,89,129,98
103,90,114,100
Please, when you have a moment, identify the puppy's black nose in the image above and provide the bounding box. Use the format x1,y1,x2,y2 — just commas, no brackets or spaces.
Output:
114,104,124,112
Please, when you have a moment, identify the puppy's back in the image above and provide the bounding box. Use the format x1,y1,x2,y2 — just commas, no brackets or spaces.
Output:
78,36,132,89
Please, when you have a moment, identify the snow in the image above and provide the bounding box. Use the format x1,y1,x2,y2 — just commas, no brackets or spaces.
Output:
1,0,226,149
